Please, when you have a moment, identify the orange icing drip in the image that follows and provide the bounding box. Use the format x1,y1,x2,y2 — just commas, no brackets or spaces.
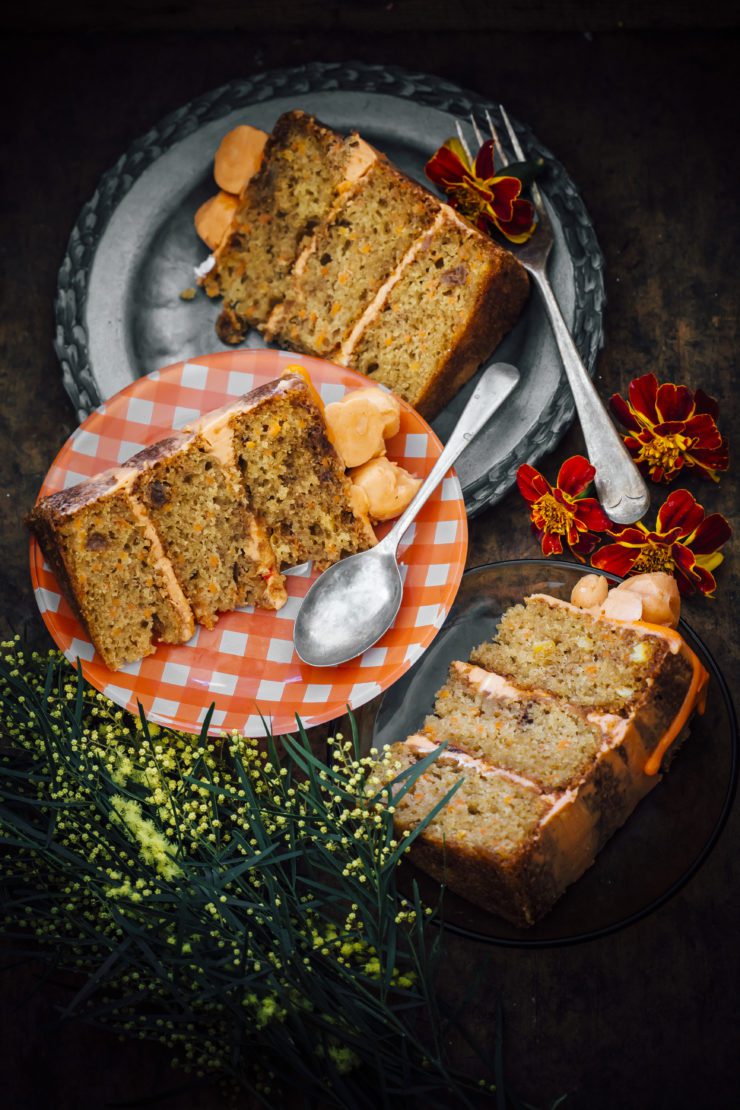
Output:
282,365,324,412
281,364,341,452
588,608,709,776
643,637,709,775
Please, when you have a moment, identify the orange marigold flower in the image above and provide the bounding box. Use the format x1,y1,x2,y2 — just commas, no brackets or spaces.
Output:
591,488,731,597
425,137,536,244
517,455,611,561
609,373,729,484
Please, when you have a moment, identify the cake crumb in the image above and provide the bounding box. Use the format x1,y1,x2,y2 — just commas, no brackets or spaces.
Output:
180,286,197,301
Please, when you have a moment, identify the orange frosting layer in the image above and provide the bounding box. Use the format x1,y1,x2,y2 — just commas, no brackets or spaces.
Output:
577,610,709,776
643,635,709,775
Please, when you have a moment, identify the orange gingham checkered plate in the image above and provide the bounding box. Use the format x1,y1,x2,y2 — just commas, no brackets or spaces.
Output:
30,350,468,736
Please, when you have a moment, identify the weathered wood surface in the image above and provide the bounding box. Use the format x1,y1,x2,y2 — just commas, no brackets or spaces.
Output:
0,25,737,1110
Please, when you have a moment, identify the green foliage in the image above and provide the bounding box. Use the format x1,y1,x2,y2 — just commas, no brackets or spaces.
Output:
0,639,497,1108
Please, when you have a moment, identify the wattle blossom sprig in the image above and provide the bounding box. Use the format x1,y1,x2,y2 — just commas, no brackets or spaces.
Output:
609,372,729,484
425,137,537,243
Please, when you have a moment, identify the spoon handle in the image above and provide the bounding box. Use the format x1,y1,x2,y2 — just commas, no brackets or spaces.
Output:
381,363,520,554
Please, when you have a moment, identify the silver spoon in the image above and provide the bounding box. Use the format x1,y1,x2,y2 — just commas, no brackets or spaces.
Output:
294,363,520,667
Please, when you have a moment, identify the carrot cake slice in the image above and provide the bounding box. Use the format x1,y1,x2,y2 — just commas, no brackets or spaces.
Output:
198,110,529,419
372,582,708,926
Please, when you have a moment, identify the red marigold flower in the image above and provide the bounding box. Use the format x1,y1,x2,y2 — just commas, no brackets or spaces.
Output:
425,137,536,244
517,455,612,561
591,488,731,596
609,372,729,484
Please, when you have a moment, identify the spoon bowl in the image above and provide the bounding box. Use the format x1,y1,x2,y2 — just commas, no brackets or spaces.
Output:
294,364,520,668
294,543,403,667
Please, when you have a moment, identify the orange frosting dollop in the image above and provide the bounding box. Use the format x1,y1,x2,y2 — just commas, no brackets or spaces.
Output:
571,571,681,628
349,457,421,522
214,125,268,195
194,191,239,250
324,388,401,468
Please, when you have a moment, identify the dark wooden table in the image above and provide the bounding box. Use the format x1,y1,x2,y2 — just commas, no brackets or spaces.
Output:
1,16,738,1109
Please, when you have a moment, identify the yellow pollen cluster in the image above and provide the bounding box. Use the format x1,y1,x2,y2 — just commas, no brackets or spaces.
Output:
534,491,573,535
638,431,691,471
632,543,676,575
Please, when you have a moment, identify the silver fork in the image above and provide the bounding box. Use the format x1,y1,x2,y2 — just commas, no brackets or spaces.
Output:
456,108,650,525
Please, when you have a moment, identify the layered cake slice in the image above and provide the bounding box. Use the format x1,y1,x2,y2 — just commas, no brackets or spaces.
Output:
191,370,377,570
27,471,195,671
199,111,529,418
373,581,708,926
124,432,286,628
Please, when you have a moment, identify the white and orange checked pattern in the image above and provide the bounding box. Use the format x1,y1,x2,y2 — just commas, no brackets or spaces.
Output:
30,350,468,737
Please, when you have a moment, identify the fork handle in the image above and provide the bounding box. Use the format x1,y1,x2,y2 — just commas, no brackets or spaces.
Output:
531,269,650,525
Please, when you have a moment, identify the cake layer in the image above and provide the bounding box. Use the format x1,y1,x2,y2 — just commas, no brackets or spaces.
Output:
343,207,530,418
193,371,377,570
426,661,606,793
124,432,286,628
27,471,195,671
270,159,439,358
470,594,690,717
205,110,366,341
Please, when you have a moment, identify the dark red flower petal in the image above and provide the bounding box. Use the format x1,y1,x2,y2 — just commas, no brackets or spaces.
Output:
605,524,649,543
591,543,641,577
682,412,725,448
628,374,660,424
688,512,732,554
574,498,612,532
693,388,720,420
505,197,536,233
571,531,600,556
489,178,520,223
688,440,730,473
654,382,694,423
424,146,469,189
557,455,595,497
541,531,563,556
516,464,550,503
670,542,716,595
609,392,642,433
474,139,496,180
656,489,705,538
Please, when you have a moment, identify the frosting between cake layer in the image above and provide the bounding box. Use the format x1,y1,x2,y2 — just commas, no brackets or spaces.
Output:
126,491,195,638
336,209,448,365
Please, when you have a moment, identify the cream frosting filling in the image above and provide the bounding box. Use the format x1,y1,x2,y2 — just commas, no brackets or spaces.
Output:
336,209,447,365
126,493,195,638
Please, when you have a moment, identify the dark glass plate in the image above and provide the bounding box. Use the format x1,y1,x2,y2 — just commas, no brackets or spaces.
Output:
373,559,738,947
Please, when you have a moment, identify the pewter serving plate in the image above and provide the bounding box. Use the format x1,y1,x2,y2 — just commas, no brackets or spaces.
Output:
54,61,605,515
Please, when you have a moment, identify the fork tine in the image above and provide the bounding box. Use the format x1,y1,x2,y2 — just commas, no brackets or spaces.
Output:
498,103,545,210
498,104,526,162
468,112,485,151
454,119,473,165
484,109,509,169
